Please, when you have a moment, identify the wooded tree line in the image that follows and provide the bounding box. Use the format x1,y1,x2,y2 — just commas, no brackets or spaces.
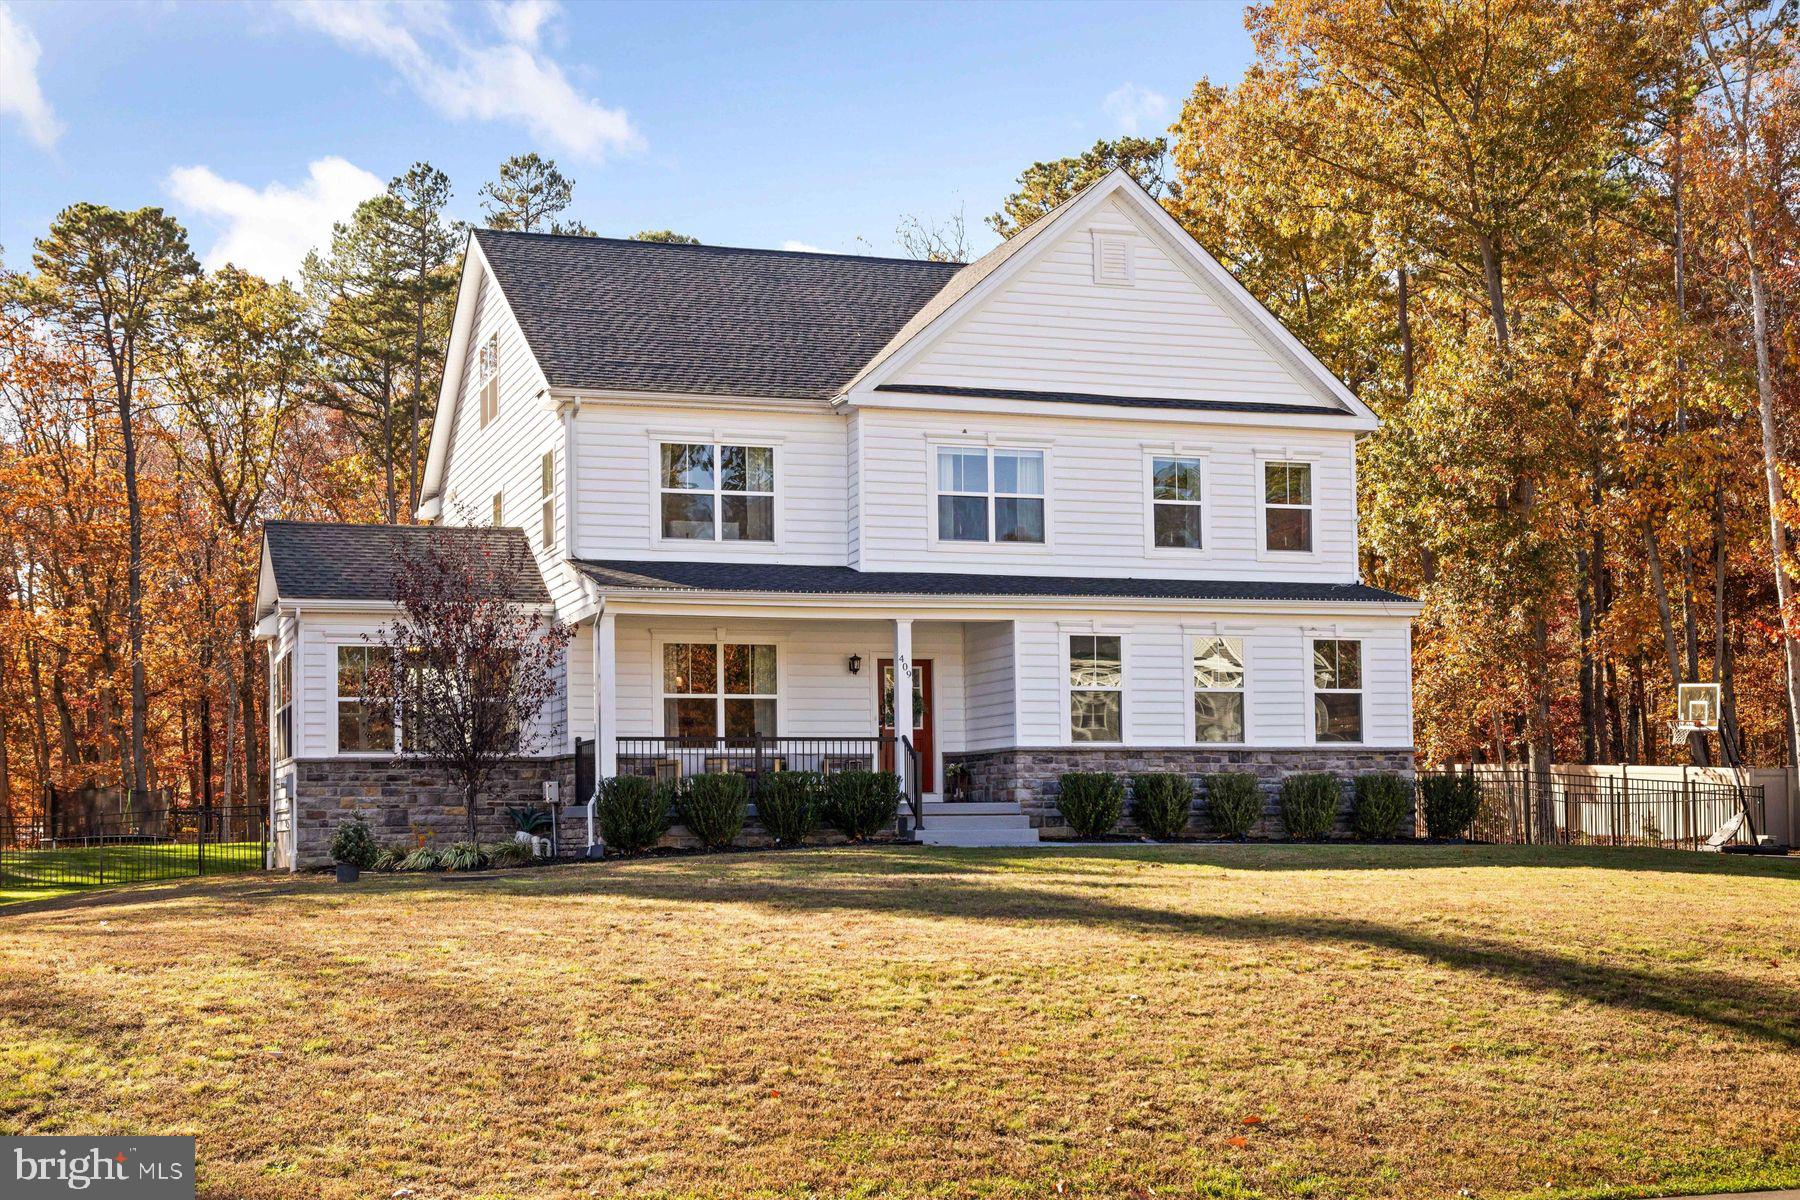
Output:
1,0,1794,841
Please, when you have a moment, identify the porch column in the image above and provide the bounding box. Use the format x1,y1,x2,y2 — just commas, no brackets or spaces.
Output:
892,618,914,800
594,608,618,784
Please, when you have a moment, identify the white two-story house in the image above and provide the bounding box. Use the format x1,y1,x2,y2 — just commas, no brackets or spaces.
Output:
256,169,1419,866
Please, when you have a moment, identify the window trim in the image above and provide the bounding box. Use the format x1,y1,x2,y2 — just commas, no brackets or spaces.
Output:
1255,452,1321,561
477,333,500,428
926,439,1053,551
539,450,555,550
1142,448,1213,557
334,643,398,757
1062,630,1127,746
649,439,781,548
1308,636,1365,745
1189,632,1248,747
652,636,784,739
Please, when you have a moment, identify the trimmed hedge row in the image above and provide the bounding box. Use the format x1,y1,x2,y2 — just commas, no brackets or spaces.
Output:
593,769,903,855
1052,770,1419,841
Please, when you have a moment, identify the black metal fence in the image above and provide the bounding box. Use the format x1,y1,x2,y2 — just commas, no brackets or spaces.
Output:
1425,768,1764,850
1,804,267,898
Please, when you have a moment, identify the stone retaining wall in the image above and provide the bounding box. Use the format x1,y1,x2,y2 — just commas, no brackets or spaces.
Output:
945,746,1414,838
291,755,576,869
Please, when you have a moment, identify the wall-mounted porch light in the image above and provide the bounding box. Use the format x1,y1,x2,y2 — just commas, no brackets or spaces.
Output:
847,654,863,675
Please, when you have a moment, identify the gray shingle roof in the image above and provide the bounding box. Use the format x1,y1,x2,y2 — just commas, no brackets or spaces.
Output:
473,229,962,399
573,559,1414,605
262,521,551,604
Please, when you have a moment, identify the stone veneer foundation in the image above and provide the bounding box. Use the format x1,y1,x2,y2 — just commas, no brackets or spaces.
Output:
285,755,578,869
945,746,1415,838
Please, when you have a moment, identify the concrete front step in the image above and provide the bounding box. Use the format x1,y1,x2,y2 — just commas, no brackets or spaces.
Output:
918,825,1043,847
917,809,1041,847
924,801,1024,816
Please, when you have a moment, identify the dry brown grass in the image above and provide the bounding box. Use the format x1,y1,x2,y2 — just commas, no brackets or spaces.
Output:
2,844,1798,1199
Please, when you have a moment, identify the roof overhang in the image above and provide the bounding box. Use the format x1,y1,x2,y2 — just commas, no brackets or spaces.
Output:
843,385,1378,433
592,588,1420,621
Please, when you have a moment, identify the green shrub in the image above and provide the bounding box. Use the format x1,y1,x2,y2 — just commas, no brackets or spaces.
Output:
680,773,748,849
439,841,490,871
1351,773,1412,839
1420,772,1481,839
1129,773,1193,840
1204,773,1262,838
371,845,407,872
1057,772,1124,838
757,771,822,846
1280,773,1341,840
398,845,441,872
329,817,378,869
595,775,672,855
505,805,551,835
486,840,534,868
822,771,901,840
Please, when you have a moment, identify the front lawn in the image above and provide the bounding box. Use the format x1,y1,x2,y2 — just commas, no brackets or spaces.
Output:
2,845,1797,1199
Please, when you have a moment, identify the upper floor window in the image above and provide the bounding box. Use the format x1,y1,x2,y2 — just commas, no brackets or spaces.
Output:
478,334,500,428
491,491,503,527
539,451,555,550
1151,456,1204,549
1193,636,1245,743
336,645,394,754
660,443,774,542
663,642,777,739
1313,639,1363,743
937,447,1044,544
1068,634,1123,743
1263,461,1313,553
272,651,293,761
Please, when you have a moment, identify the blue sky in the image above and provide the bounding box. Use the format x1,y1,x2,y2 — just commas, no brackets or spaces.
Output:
0,0,1254,279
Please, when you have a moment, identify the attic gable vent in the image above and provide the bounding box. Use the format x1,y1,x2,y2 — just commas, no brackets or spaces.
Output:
1092,233,1136,286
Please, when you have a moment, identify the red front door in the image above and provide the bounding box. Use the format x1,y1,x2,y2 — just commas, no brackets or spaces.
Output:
878,658,935,792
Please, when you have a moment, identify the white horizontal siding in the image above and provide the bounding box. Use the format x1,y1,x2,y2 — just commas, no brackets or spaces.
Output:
963,621,1015,750
891,196,1339,409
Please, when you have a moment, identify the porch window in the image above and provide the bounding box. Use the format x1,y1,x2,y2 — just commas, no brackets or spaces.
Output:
1263,461,1313,553
336,645,395,753
1151,456,1204,549
1068,634,1123,743
272,651,293,761
937,447,1044,543
1312,638,1363,743
663,642,777,739
1193,636,1245,743
660,442,774,541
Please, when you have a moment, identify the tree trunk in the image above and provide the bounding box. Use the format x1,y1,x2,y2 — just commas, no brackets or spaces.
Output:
239,604,260,808
115,372,149,807
464,780,479,844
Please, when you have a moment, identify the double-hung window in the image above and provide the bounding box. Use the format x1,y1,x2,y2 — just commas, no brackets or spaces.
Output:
1193,636,1245,743
660,443,774,541
1151,456,1204,549
336,645,395,753
663,642,777,740
272,652,293,761
539,451,555,550
478,334,500,427
937,447,1044,543
1263,461,1313,553
1312,639,1363,743
1068,634,1123,743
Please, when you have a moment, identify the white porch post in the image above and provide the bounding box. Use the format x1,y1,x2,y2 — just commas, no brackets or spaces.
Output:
892,617,914,799
594,608,618,783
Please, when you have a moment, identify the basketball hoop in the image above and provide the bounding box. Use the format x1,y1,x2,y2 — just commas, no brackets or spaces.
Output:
1669,682,1721,746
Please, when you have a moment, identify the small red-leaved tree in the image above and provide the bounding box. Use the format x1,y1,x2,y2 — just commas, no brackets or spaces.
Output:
362,530,572,844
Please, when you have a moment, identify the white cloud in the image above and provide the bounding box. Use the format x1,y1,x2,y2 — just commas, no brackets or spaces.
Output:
1102,83,1171,136
282,0,639,161
166,157,385,281
0,1,62,150
781,240,825,254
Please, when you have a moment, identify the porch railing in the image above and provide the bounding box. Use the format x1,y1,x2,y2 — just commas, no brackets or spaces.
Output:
615,735,922,834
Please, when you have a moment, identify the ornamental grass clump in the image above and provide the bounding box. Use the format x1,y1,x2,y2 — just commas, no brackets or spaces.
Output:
1351,773,1412,840
485,840,534,868
1420,772,1482,839
680,773,748,849
1057,772,1124,838
1129,773,1193,840
1280,773,1341,840
1204,772,1262,838
822,771,901,840
595,775,672,855
757,771,822,846
398,845,441,872
438,841,490,872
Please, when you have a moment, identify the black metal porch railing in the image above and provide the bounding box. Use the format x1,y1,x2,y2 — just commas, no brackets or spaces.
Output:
614,735,922,833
